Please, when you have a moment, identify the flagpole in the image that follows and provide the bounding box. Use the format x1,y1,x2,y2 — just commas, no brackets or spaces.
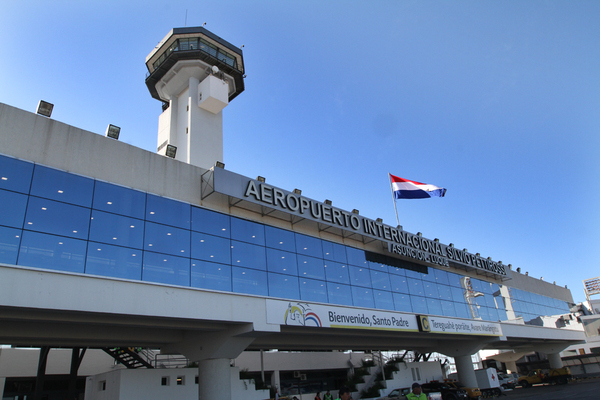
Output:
389,173,400,227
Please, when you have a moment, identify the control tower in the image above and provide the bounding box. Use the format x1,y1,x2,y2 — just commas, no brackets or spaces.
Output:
145,27,245,169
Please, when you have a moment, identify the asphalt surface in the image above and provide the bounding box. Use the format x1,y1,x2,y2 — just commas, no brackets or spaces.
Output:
501,378,600,400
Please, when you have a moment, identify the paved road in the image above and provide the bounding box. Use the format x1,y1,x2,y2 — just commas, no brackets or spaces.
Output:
502,378,600,400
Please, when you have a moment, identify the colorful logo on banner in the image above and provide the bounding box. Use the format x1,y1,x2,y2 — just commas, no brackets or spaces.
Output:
417,315,431,332
284,302,322,327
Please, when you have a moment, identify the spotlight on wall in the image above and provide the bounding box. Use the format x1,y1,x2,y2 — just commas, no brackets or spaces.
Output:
293,189,302,195
463,249,467,252
324,200,332,205
352,209,359,214
508,264,512,269
165,144,177,158
215,161,225,169
257,176,266,183
516,267,521,273
105,124,121,140
476,253,480,256
36,100,54,117
397,225,403,230
417,232,422,237
434,238,439,242
376,218,383,223
525,271,528,276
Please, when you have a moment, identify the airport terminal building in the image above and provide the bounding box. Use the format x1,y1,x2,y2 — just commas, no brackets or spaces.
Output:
0,27,585,400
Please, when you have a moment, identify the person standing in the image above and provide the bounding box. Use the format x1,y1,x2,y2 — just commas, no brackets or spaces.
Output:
335,386,351,400
406,383,427,400
323,390,333,400
315,391,322,400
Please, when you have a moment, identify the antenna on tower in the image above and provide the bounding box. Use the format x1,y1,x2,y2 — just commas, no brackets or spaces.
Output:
185,10,188,27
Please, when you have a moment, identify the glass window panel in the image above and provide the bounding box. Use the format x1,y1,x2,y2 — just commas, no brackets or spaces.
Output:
146,194,190,229
266,248,297,276
469,278,482,293
454,302,471,319
441,300,457,317
191,232,231,265
374,290,395,311
422,268,436,282
268,272,300,299
191,260,231,292
480,281,493,294
93,181,146,219
428,298,443,316
447,272,463,287
18,231,86,273
142,252,190,286
371,268,392,291
451,287,467,304
0,155,34,194
200,40,218,57
265,226,295,252
522,290,533,303
299,278,328,303
478,306,490,321
191,207,230,238
231,217,265,245
434,268,449,285
423,281,439,298
324,261,349,284
487,306,499,321
346,247,366,267
389,274,409,294
297,255,325,280
232,266,268,296
497,308,508,321
30,165,94,207
407,277,425,297
349,266,372,288
89,210,144,249
85,242,142,280
231,240,266,271
327,282,353,306
24,197,90,240
295,233,323,258
322,241,347,263
0,189,27,228
483,293,497,308
438,285,453,301
352,287,375,308
144,221,190,256
490,283,501,297
388,265,407,276
0,226,21,264
411,296,429,314
393,293,412,312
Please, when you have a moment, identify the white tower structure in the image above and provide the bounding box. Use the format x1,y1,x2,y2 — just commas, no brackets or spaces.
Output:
145,27,245,169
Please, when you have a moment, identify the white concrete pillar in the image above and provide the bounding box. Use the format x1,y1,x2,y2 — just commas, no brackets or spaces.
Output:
271,370,281,397
0,377,5,399
547,352,563,369
505,360,518,374
455,355,478,388
198,358,232,400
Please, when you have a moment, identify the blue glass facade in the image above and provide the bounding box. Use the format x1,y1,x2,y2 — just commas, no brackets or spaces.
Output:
0,154,571,322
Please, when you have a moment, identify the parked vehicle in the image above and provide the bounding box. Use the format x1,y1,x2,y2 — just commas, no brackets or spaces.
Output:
445,380,481,400
421,381,468,400
378,387,442,400
497,372,516,389
517,367,571,387
448,368,501,398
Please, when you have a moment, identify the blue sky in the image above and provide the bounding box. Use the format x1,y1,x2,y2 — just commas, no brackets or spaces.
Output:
1,1,599,304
